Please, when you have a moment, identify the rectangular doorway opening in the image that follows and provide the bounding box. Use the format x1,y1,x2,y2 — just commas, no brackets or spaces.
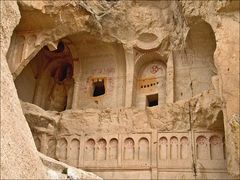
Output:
93,79,105,97
146,94,158,107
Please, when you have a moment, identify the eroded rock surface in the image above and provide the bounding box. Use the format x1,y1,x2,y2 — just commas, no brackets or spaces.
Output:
23,90,224,135
40,153,102,180
0,1,47,179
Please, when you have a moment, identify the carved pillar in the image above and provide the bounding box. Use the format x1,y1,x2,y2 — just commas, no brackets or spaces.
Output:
40,133,48,155
151,130,158,166
66,137,71,164
123,46,134,107
166,51,174,103
72,60,81,109
79,133,85,167
118,134,122,168
71,80,80,109
151,130,158,179
207,136,211,160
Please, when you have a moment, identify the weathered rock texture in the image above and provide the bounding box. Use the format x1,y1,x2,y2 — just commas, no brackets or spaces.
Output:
39,152,102,180
1,0,239,179
0,1,47,179
22,90,224,134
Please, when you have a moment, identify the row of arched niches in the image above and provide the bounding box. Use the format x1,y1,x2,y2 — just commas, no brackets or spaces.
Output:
34,131,226,170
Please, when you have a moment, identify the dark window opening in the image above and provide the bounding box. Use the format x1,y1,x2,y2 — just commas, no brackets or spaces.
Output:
93,80,105,97
146,94,158,107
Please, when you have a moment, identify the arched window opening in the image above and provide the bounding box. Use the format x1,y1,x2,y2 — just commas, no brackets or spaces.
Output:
134,55,166,109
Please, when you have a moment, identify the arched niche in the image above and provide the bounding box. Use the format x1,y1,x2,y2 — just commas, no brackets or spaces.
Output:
109,138,118,160
69,138,80,167
14,40,75,111
138,137,149,160
124,138,135,160
170,136,178,160
159,137,168,160
97,138,107,161
174,20,217,101
57,138,68,161
133,52,167,109
85,139,95,161
196,135,208,160
180,136,189,159
67,33,126,109
209,135,224,160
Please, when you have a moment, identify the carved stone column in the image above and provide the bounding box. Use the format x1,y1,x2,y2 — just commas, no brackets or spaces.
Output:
123,45,134,107
71,59,81,109
71,80,80,109
166,51,174,103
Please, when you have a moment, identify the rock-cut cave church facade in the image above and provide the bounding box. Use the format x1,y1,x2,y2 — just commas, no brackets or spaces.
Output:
6,3,233,179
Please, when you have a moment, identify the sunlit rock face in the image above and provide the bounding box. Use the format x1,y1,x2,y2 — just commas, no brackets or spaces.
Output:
2,0,239,179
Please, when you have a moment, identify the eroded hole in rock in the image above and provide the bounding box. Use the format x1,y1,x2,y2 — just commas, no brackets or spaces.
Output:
146,93,158,107
93,79,105,97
